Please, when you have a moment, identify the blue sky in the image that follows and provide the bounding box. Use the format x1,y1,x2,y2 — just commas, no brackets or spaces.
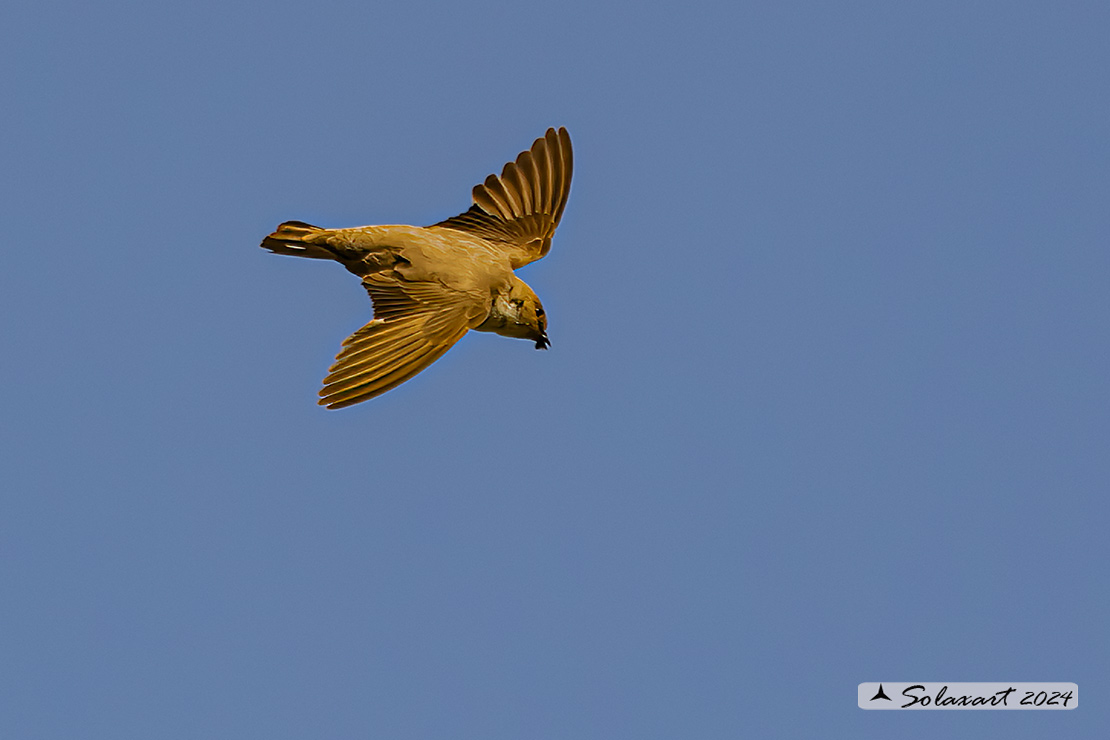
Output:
2,1,1107,737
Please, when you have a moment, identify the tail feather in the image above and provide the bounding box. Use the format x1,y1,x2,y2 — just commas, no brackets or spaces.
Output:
261,221,335,259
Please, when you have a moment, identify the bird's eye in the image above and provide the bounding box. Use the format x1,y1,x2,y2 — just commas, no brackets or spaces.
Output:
535,307,545,317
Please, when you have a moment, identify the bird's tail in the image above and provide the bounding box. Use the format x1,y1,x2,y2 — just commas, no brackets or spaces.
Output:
260,221,335,259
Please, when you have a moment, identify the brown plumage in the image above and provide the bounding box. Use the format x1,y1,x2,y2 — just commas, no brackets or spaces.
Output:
261,127,573,408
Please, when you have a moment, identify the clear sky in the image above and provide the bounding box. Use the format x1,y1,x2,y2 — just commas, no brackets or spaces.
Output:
2,1,1107,738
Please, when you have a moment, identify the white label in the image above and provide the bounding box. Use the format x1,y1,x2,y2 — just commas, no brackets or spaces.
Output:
858,682,1078,710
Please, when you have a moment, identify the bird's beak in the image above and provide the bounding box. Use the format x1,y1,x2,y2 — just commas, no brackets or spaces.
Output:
535,331,550,350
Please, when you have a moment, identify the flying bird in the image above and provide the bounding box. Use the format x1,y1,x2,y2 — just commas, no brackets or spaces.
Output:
261,127,573,408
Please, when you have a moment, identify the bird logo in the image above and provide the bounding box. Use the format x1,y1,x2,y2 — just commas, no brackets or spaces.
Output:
262,128,573,408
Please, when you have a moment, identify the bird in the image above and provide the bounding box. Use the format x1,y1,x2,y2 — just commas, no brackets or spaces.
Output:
261,127,573,409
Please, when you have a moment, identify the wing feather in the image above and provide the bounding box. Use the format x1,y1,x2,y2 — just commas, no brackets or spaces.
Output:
318,274,488,408
324,331,429,384
512,151,536,212
433,127,573,267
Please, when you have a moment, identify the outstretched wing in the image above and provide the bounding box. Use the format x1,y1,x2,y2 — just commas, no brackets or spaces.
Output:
434,127,573,268
318,274,489,408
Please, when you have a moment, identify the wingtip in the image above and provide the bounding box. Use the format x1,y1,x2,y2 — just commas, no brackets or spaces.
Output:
318,394,360,410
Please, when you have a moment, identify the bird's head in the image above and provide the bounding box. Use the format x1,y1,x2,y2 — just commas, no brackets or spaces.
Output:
482,278,549,349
